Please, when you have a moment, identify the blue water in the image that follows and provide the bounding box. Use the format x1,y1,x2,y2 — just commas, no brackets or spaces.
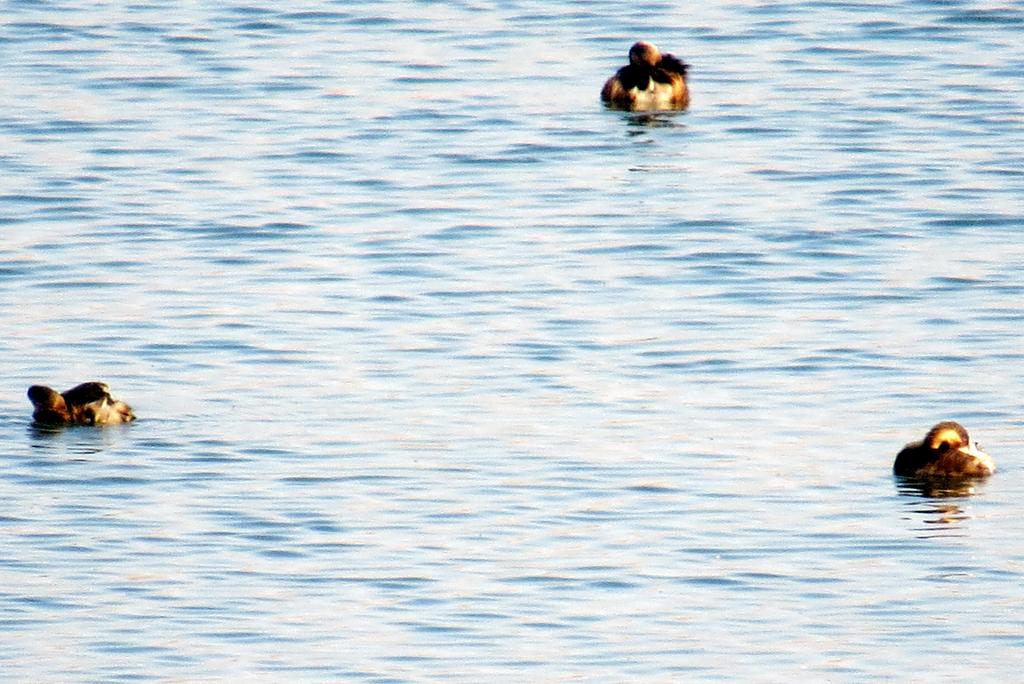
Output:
3,2,1024,680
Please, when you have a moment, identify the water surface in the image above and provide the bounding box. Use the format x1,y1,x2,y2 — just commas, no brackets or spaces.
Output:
2,2,1024,681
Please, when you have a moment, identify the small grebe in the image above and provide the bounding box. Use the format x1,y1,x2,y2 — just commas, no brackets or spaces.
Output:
601,41,689,111
28,382,135,426
893,421,993,477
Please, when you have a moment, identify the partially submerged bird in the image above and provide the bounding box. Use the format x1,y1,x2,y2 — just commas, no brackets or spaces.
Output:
893,421,994,478
28,382,135,426
601,41,690,111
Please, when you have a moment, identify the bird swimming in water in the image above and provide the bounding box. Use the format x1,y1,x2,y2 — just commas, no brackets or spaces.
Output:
893,421,994,478
601,41,690,111
28,382,135,426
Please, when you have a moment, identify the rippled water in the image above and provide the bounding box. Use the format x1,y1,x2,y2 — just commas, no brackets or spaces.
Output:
3,2,1024,680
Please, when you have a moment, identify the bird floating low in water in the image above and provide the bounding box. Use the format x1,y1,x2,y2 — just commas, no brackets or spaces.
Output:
28,382,135,426
893,421,994,478
601,41,690,111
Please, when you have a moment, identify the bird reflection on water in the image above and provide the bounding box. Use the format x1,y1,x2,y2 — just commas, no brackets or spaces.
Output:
623,111,687,137
896,475,988,537
26,419,129,457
